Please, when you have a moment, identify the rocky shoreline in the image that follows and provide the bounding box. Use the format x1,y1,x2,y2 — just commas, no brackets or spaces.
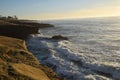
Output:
0,20,54,40
0,20,63,80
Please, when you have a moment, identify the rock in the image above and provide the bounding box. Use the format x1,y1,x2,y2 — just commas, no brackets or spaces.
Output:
52,35,68,40
0,24,39,40
0,20,54,40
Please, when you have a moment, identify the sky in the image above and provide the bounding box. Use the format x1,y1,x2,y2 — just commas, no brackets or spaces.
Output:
0,0,120,20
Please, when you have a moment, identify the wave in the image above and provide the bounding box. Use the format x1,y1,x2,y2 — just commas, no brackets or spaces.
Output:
26,35,120,80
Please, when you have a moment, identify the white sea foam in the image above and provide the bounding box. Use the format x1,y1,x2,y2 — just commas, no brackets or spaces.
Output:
27,36,120,80
27,17,120,80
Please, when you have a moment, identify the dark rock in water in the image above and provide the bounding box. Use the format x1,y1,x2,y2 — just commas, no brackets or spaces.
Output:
52,35,68,40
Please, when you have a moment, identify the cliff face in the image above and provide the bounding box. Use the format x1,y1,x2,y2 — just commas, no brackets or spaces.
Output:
0,36,61,80
0,20,54,40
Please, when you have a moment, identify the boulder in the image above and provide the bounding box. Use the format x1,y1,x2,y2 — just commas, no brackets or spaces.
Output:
52,35,68,40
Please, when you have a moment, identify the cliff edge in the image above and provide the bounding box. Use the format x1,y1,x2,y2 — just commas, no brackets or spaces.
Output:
0,36,61,80
0,20,54,40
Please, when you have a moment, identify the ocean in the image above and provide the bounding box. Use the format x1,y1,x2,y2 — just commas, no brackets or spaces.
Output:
27,17,120,80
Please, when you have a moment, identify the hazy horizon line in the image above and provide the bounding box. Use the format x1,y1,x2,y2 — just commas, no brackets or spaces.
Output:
20,15,120,21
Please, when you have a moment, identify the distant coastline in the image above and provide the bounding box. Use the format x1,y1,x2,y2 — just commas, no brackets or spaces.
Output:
0,18,54,40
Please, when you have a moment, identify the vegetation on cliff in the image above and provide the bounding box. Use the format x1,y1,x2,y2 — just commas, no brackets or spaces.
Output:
0,36,62,80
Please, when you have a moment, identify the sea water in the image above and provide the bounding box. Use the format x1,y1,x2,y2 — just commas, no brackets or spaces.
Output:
27,17,120,80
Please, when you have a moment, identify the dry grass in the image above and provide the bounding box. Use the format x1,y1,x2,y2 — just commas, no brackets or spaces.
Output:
12,63,50,80
0,36,62,80
0,36,27,50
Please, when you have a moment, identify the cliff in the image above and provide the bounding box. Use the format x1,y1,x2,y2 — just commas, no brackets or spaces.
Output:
0,20,54,40
0,36,61,80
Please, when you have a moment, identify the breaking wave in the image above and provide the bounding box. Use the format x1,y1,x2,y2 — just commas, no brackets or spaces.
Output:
27,36,120,80
27,17,120,80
